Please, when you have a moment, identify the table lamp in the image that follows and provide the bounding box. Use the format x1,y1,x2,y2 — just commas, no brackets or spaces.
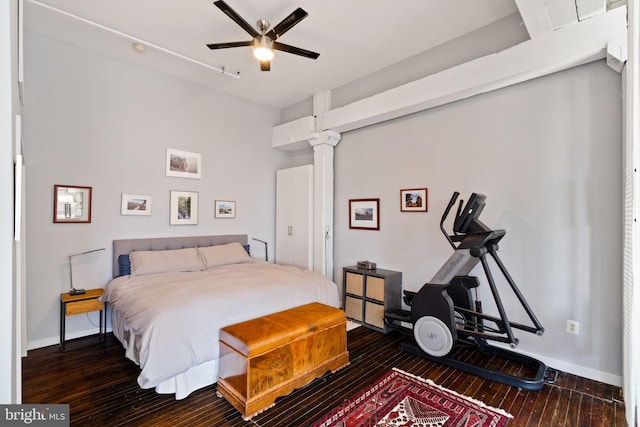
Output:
68,248,105,295
252,238,268,262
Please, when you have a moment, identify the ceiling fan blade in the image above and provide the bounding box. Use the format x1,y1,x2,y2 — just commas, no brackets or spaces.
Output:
214,0,259,38
273,41,319,59
260,60,271,71
265,7,308,40
207,40,253,50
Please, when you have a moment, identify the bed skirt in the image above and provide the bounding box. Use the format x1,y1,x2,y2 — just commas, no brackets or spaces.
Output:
111,309,219,399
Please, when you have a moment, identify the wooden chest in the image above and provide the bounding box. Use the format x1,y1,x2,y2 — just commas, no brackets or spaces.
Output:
217,302,349,419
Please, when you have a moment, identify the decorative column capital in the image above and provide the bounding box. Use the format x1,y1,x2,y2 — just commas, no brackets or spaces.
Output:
308,130,341,148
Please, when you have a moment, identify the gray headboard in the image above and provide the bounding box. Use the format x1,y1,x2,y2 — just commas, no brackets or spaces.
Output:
112,234,248,278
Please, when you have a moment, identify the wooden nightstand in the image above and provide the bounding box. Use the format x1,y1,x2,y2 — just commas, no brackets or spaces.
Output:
59,288,106,351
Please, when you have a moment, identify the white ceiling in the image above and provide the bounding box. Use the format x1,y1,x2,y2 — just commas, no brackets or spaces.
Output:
24,0,520,109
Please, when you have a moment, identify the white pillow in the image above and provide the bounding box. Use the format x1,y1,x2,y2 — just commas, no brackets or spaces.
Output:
129,247,204,276
198,242,251,269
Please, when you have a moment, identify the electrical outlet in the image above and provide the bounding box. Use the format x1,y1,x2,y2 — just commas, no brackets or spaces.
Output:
566,320,579,335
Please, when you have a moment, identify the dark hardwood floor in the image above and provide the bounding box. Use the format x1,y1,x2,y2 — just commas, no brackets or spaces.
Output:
23,327,627,426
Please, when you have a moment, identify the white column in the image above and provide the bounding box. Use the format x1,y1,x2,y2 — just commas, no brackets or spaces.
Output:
622,1,639,425
308,131,341,279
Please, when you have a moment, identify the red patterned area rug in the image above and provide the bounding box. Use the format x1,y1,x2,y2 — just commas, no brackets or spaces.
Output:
314,368,512,427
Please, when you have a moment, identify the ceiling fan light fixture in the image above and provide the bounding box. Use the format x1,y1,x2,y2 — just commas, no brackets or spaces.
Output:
207,2,319,71
253,36,274,61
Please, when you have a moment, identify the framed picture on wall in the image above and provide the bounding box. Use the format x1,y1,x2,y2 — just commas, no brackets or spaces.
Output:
170,190,198,225
400,188,428,212
166,148,202,179
349,198,380,230
121,193,152,216
214,200,236,218
53,185,92,223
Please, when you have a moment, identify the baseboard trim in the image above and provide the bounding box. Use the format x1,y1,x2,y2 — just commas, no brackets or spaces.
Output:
27,326,113,351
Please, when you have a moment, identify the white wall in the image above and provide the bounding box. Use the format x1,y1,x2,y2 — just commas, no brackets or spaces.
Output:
22,31,290,348
334,61,623,384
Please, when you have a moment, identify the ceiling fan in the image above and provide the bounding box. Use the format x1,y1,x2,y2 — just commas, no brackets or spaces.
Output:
207,0,319,71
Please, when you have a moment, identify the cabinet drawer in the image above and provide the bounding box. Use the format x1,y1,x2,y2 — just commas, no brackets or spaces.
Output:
364,301,385,329
365,276,385,301
345,296,363,321
65,299,103,316
345,272,364,296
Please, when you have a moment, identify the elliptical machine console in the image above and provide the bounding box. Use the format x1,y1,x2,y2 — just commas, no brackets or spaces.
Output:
384,191,547,390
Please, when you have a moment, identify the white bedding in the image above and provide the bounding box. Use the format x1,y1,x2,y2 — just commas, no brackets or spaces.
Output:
102,260,340,399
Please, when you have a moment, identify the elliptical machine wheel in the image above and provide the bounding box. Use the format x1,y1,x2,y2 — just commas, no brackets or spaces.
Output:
414,315,455,357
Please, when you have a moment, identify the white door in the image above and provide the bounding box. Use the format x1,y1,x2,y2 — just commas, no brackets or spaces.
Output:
276,165,313,269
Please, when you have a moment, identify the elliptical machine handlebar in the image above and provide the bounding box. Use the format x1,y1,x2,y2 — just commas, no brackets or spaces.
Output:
440,191,460,250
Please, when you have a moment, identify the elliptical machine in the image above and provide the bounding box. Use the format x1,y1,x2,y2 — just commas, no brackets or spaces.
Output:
384,191,547,390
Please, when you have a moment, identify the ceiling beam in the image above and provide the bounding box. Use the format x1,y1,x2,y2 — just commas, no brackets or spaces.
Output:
607,0,627,9
515,0,608,38
548,0,579,29
272,5,626,145
319,6,625,134
514,0,553,38
607,37,628,72
576,0,607,20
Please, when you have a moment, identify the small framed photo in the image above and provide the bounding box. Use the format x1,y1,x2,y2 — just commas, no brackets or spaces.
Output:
400,188,428,212
349,198,380,230
170,190,198,225
166,148,202,179
54,185,92,223
215,200,236,218
121,193,152,216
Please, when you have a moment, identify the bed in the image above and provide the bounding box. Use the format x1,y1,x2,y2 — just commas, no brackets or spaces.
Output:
102,234,340,399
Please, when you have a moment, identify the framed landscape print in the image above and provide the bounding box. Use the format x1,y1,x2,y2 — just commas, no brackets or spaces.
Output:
121,193,152,216
170,190,198,225
214,200,236,218
53,185,92,223
349,198,380,230
400,188,428,212
166,148,202,179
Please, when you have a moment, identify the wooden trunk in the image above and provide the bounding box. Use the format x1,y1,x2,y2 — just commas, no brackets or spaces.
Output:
217,302,349,419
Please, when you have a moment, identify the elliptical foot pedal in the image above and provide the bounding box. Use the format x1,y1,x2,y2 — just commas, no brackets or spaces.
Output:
544,368,559,385
384,309,413,333
384,308,411,323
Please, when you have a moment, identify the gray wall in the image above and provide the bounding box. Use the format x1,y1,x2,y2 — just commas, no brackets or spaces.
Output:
334,61,623,383
23,31,290,348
